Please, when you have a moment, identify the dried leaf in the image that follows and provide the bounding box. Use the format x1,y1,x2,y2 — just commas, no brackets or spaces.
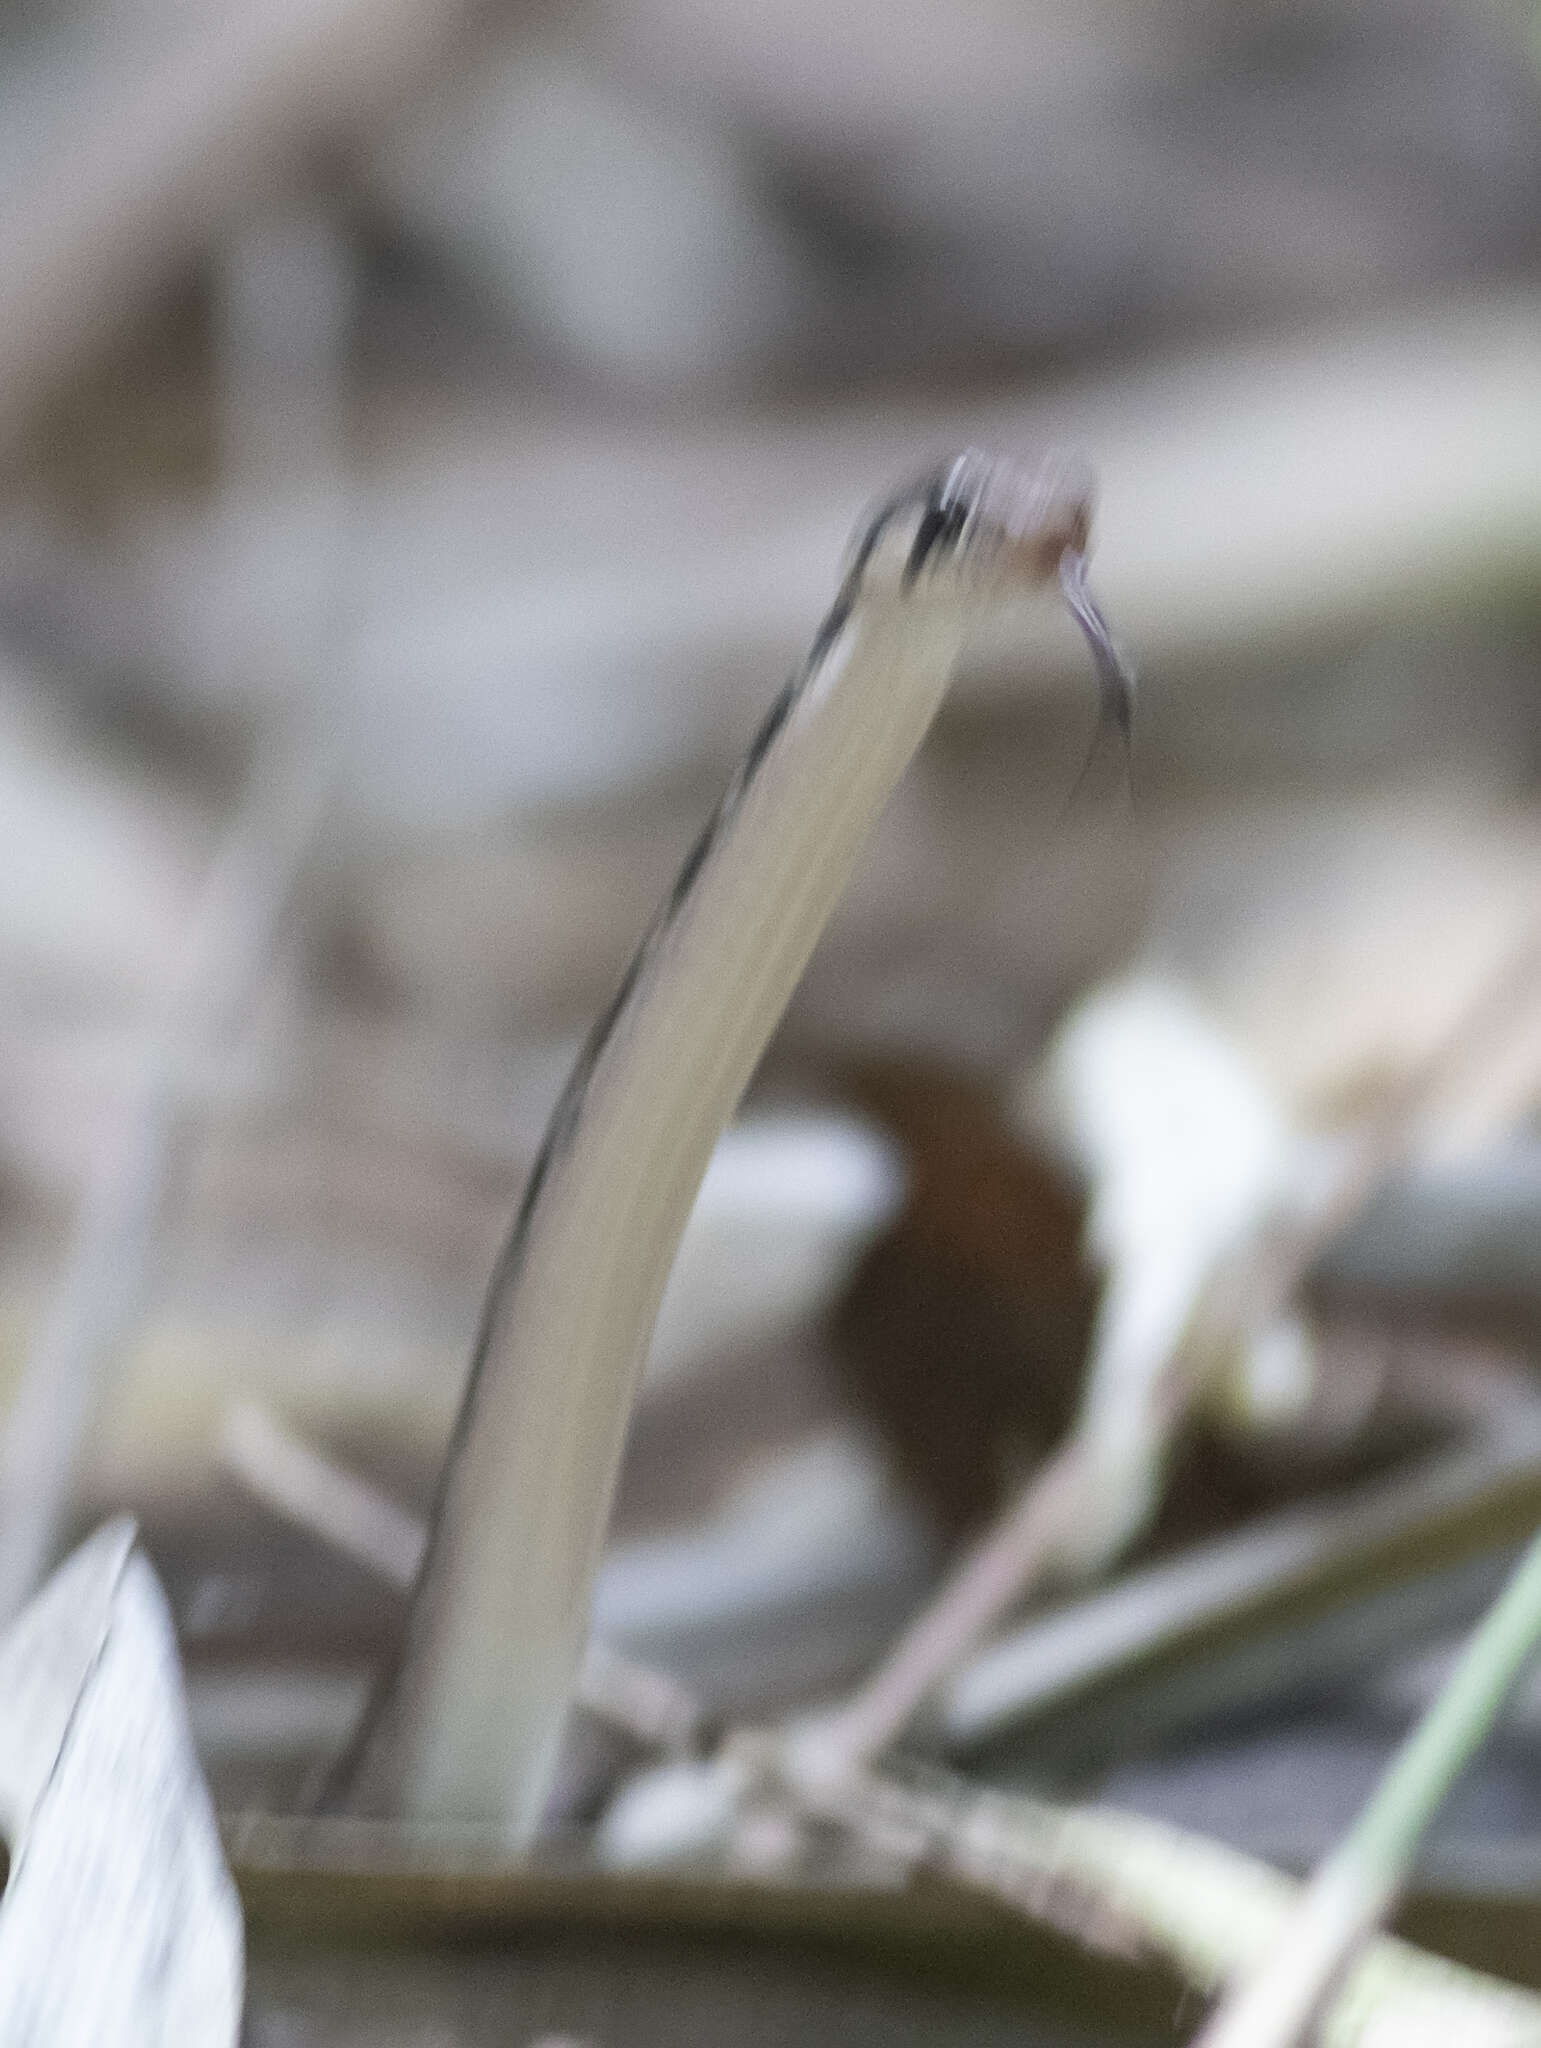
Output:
0,1518,243,2045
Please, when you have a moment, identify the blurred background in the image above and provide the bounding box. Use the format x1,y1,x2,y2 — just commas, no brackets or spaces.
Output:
5,0,1541,1956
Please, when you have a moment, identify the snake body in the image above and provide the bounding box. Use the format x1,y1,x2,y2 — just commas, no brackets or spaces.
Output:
342,451,1126,1833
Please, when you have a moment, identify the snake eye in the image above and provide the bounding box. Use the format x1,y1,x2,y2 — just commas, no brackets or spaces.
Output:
903,491,971,585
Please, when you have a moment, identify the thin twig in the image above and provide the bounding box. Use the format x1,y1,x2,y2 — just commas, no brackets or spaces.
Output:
221,1400,426,1592
1196,926,1541,1357
1192,1523,1541,2048
218,1400,705,1756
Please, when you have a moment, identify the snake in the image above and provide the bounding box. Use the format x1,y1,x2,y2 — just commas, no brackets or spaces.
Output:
338,449,1133,1835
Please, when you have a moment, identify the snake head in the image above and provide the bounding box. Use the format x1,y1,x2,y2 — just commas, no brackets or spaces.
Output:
847,450,1094,603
